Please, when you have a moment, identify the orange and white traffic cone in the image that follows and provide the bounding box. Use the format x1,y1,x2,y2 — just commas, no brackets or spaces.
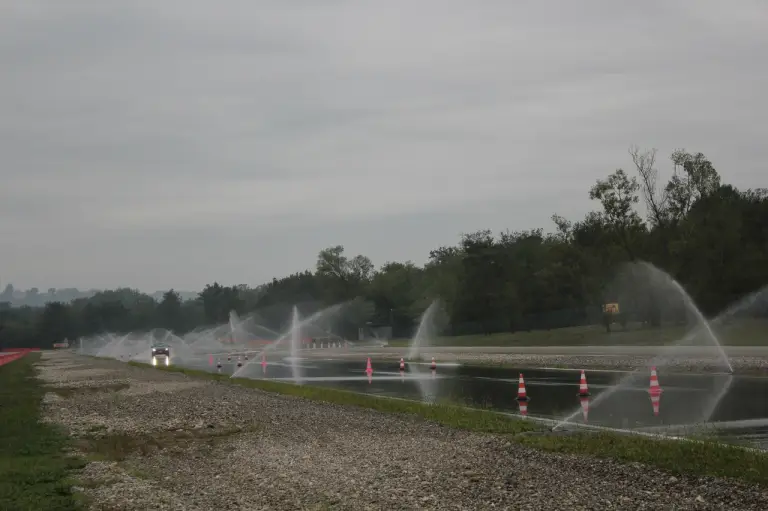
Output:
430,357,437,370
399,358,405,371
577,370,590,397
579,396,590,422
516,373,529,401
365,357,373,376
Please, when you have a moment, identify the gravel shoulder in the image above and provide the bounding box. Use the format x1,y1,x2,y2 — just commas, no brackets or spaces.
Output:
40,351,768,510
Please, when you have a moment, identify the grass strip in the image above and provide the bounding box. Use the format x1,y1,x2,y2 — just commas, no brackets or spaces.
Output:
517,432,768,486
129,360,768,486
0,353,87,510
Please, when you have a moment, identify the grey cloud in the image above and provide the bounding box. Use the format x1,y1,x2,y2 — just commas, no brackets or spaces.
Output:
1,0,766,290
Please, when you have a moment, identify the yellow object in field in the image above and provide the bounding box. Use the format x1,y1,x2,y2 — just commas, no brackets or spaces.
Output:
603,303,620,314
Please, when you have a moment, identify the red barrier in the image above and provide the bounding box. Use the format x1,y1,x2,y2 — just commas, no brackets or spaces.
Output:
0,352,27,366
0,348,40,366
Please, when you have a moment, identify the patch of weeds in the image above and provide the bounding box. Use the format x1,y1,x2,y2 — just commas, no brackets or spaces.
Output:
45,382,130,399
69,488,94,509
123,466,154,480
74,477,120,489
0,353,88,510
77,426,252,462
310,500,338,511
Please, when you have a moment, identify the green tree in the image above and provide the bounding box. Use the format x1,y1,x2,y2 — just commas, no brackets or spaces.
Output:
156,290,183,332
588,169,644,260
368,261,424,335
666,150,721,222
198,283,244,324
315,246,374,302
37,302,76,347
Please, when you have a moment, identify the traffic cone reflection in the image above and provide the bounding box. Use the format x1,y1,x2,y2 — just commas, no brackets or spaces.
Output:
516,373,529,401
649,366,663,417
261,354,267,373
650,393,661,416
518,399,528,417
579,396,590,422
649,366,663,396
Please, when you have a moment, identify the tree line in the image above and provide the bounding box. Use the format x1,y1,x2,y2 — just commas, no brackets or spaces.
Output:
0,285,199,308
1,146,766,348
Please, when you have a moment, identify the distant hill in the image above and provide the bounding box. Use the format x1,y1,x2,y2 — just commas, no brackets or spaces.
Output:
0,283,198,307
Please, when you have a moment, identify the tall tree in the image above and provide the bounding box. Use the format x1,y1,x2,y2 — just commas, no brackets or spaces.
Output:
37,302,76,347
157,290,184,332
629,146,669,228
315,245,374,302
589,169,644,259
666,150,721,222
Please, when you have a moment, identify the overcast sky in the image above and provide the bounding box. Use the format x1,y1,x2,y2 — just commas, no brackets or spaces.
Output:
1,0,766,292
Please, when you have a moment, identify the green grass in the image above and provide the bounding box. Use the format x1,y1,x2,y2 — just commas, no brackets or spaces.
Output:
387,318,768,348
0,353,87,510
517,432,768,486
130,360,768,486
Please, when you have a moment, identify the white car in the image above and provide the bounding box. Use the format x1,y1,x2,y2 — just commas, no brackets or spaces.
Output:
151,344,171,366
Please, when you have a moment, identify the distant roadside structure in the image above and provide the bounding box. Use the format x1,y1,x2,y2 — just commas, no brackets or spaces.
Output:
602,303,626,332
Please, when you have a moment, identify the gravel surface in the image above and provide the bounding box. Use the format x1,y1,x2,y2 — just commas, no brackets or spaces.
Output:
39,351,768,510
